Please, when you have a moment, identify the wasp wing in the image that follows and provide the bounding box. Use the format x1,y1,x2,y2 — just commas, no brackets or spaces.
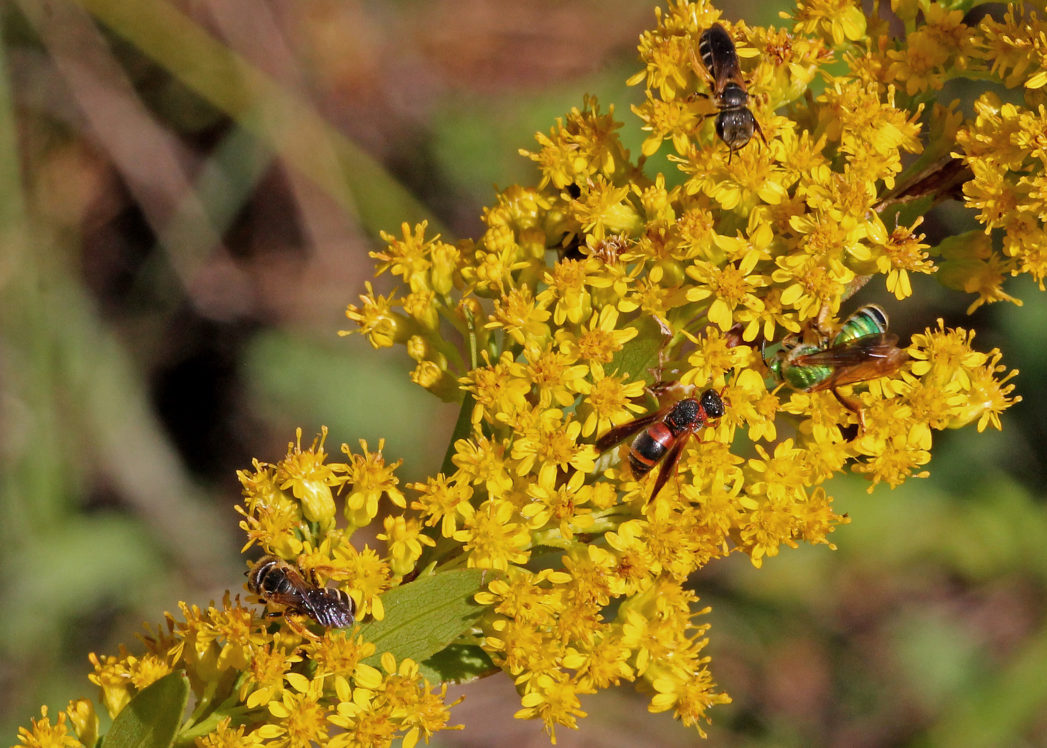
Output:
647,434,689,504
793,334,908,391
595,409,666,452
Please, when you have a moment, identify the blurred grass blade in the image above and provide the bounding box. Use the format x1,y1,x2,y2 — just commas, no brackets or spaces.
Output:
71,0,442,238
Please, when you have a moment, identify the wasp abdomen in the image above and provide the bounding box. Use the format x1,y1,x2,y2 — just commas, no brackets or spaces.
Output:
833,304,888,345
629,423,673,475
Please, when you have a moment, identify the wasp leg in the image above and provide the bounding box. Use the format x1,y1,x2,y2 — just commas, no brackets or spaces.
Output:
831,387,866,430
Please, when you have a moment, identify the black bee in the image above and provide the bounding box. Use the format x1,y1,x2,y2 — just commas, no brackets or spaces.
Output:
247,555,355,630
696,23,766,159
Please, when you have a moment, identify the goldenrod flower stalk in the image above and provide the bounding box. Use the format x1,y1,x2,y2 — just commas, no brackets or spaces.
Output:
16,1,1039,745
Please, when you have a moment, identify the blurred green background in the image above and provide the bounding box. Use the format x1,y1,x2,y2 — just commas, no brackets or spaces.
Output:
3,1,1046,745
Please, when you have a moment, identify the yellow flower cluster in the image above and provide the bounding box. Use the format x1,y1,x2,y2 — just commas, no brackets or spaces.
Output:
957,94,1047,296
15,0,1039,745
336,0,1025,739
15,431,457,748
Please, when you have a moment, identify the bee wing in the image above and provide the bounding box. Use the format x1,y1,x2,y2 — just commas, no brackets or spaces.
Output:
595,409,666,452
308,588,356,628
700,24,741,82
794,334,908,390
261,591,306,609
647,434,689,504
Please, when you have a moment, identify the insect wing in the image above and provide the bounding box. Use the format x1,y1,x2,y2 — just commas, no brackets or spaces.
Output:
307,588,355,628
595,409,666,451
648,433,690,504
261,590,308,612
793,334,907,390
791,333,898,367
700,24,741,84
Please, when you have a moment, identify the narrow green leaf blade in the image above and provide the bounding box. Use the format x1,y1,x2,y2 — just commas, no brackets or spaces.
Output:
360,569,487,668
101,672,189,748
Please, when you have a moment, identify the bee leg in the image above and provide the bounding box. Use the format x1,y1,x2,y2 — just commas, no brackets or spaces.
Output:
831,388,866,429
284,615,322,642
752,115,768,147
688,47,716,89
813,304,834,340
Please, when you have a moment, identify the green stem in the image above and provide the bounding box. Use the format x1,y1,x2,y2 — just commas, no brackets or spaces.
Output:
176,706,259,747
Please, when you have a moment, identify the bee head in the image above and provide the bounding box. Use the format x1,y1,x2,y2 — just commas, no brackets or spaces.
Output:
715,109,756,152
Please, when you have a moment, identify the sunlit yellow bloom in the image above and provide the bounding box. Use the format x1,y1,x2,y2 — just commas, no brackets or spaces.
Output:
510,409,596,477
236,462,304,557
409,473,476,538
333,543,391,620
275,428,345,529
13,705,84,748
648,662,731,737
574,365,647,438
377,514,436,577
784,0,866,47
454,500,532,571
87,652,134,718
63,700,97,747
523,468,594,540
341,281,411,349
487,285,551,347
195,717,266,747
514,670,588,744
459,351,531,426
343,438,405,528
256,674,331,746
521,342,590,408
240,635,301,708
450,433,514,497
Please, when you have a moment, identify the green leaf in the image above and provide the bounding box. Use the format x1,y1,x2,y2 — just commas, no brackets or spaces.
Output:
609,318,664,383
419,643,498,685
360,569,487,669
440,393,476,476
101,672,189,748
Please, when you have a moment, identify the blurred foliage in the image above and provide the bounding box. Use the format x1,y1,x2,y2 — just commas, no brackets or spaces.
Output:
2,0,1047,745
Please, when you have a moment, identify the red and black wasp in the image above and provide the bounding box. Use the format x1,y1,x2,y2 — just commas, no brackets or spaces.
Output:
596,388,726,503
